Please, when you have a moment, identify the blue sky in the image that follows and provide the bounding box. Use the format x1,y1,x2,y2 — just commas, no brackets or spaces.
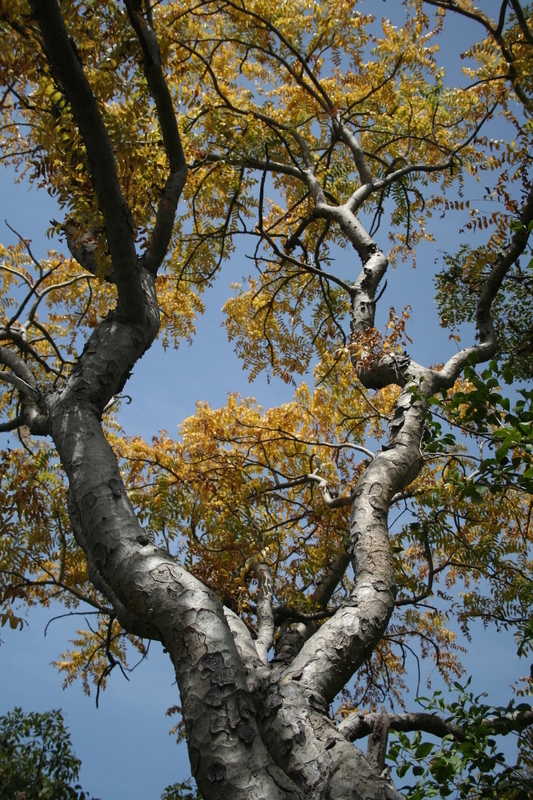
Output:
0,2,529,798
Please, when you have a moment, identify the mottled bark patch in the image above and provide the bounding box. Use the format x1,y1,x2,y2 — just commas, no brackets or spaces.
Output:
149,562,183,584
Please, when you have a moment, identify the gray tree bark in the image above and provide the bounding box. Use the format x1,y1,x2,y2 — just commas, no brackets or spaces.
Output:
3,2,533,799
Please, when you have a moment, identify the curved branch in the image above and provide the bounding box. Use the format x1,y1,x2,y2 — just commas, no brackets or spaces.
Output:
286,384,428,704
221,0,335,113
50,400,291,800
124,0,187,274
438,184,533,387
424,0,533,113
339,705,533,743
28,0,141,318
203,152,303,181
333,118,373,188
306,472,353,509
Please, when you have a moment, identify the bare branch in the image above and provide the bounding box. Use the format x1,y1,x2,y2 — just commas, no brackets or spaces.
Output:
333,118,373,187
255,563,274,665
124,0,187,274
203,152,303,182
437,184,533,387
0,369,37,399
28,0,142,318
0,416,23,432
306,472,352,509
509,0,533,44
0,346,49,434
339,705,533,743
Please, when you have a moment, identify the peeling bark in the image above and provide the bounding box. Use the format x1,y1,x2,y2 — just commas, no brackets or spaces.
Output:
5,3,533,799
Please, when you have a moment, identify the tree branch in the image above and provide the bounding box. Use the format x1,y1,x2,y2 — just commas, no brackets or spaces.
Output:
28,0,142,319
333,118,373,187
339,705,533,743
365,706,390,774
0,368,37,399
424,0,533,113
306,472,352,508
222,606,266,674
255,562,274,665
124,0,187,274
509,0,533,44
437,184,533,387
0,416,23,432
203,152,303,182
52,406,291,800
0,346,49,434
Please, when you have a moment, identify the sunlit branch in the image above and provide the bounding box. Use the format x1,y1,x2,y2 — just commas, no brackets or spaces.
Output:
203,152,303,181
255,562,274,665
256,223,354,294
222,606,265,672
257,470,353,508
0,261,38,292
0,327,60,376
333,118,372,187
0,369,37,398
339,705,533,743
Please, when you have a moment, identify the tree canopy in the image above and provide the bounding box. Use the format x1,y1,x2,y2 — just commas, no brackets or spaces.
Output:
0,707,99,800
1,1,533,798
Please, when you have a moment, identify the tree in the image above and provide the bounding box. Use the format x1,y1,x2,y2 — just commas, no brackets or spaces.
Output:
0,707,99,800
1,1,533,798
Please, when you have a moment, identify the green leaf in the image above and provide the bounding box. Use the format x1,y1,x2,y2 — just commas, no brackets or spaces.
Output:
415,741,435,759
